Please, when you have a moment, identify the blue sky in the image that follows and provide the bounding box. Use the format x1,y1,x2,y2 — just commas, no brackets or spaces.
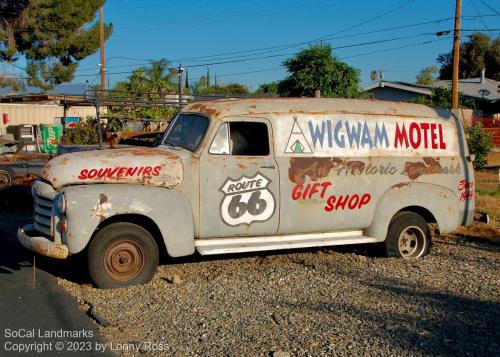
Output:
14,0,500,91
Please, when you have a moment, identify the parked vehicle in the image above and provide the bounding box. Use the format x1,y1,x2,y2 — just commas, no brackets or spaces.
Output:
18,98,479,288
0,139,50,188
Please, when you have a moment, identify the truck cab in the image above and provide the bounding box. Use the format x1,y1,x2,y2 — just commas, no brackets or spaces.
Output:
18,98,476,288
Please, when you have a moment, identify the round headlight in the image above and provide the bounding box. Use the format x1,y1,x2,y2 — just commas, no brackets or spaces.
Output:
57,194,66,214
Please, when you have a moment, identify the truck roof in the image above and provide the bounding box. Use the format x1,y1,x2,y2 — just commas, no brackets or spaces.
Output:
182,98,448,120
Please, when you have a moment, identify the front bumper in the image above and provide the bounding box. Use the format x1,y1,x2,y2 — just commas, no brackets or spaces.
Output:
17,224,69,259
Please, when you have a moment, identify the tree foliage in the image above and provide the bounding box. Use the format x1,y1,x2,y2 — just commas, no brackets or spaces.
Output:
107,59,180,121
437,32,500,80
411,87,476,109
416,66,438,85
191,76,250,96
114,58,178,96
465,124,494,170
278,44,360,98
0,0,112,90
255,81,279,96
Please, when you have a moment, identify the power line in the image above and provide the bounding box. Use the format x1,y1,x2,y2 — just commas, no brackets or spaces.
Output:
479,0,499,14
471,0,490,30
76,13,499,73
76,24,499,75
320,0,416,39
342,36,452,59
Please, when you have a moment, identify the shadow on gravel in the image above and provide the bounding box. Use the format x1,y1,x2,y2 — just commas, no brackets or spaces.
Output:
0,185,33,212
282,275,500,356
164,243,380,267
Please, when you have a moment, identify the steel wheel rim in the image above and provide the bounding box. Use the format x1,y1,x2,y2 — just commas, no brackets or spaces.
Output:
398,225,426,258
0,172,10,186
104,240,145,281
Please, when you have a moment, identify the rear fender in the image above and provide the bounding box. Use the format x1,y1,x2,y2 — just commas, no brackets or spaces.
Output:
365,182,460,241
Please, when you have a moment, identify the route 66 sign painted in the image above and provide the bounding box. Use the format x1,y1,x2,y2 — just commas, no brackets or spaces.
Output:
220,173,275,226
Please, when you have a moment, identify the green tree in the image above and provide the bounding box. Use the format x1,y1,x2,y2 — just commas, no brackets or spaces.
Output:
278,44,360,98
114,59,177,96
195,82,250,96
416,66,438,85
0,0,112,90
191,76,208,95
465,124,494,169
108,59,179,121
255,82,279,96
437,32,500,80
412,87,476,109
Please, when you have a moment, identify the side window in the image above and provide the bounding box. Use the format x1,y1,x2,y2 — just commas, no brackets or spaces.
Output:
209,121,270,156
230,122,269,156
209,123,230,155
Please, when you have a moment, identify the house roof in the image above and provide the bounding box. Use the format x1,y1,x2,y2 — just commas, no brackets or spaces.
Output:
363,77,500,102
432,77,499,101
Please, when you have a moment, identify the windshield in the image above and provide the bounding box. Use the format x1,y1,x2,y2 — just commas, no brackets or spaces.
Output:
162,113,209,151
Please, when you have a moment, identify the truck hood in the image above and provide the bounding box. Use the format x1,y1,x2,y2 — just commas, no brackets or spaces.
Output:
41,147,183,190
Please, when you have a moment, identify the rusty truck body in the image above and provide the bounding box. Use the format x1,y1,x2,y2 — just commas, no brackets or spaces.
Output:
18,98,476,288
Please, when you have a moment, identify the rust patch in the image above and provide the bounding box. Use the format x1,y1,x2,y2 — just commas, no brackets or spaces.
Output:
403,157,443,180
184,102,220,117
237,163,248,170
422,157,443,174
289,157,368,184
402,162,426,180
392,182,411,189
289,157,334,184
99,193,108,205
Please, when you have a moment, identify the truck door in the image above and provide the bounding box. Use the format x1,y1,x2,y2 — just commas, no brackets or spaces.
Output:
199,118,280,238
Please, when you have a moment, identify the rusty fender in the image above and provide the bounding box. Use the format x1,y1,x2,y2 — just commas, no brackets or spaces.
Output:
62,184,195,257
364,182,460,241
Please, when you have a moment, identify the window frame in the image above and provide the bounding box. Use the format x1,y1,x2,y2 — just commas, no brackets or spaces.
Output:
208,119,272,157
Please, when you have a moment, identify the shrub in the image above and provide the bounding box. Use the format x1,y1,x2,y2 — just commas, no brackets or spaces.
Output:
465,124,494,169
63,117,101,145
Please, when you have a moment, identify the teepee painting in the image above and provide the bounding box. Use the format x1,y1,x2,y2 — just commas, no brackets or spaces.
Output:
285,117,313,154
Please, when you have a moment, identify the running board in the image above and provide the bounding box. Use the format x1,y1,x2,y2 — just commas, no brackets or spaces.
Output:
195,231,378,255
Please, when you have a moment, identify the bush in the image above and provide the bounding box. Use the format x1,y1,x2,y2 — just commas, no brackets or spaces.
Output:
465,124,494,169
63,117,101,145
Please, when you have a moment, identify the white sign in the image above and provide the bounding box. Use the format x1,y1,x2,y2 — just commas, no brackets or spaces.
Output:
220,173,275,226
277,114,458,157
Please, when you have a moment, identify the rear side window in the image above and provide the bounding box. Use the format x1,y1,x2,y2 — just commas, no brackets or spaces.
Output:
209,122,270,156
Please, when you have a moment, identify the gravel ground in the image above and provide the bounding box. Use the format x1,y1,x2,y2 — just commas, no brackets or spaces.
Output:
2,209,499,356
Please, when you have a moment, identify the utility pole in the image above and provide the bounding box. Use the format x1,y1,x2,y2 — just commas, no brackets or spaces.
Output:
452,0,462,109
178,64,184,108
99,7,106,97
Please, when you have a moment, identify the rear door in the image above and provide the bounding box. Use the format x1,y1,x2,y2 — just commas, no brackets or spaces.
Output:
199,118,280,238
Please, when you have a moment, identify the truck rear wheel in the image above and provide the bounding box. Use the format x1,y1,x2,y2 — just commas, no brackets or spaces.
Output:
384,212,430,259
87,223,159,288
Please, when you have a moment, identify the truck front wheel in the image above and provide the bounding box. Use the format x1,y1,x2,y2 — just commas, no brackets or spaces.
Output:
384,212,431,259
87,223,159,288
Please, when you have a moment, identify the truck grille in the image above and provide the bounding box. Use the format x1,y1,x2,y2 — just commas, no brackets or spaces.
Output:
33,189,55,238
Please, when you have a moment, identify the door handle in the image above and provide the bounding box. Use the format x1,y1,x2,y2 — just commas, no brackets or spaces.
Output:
260,165,276,169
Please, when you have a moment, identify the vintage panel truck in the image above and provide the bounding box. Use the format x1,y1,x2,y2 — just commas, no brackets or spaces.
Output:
18,98,476,288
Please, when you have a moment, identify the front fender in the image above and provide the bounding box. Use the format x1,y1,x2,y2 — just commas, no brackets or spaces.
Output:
365,182,460,241
63,184,195,257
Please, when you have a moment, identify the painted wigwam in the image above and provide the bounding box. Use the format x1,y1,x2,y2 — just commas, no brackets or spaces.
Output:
17,98,481,288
